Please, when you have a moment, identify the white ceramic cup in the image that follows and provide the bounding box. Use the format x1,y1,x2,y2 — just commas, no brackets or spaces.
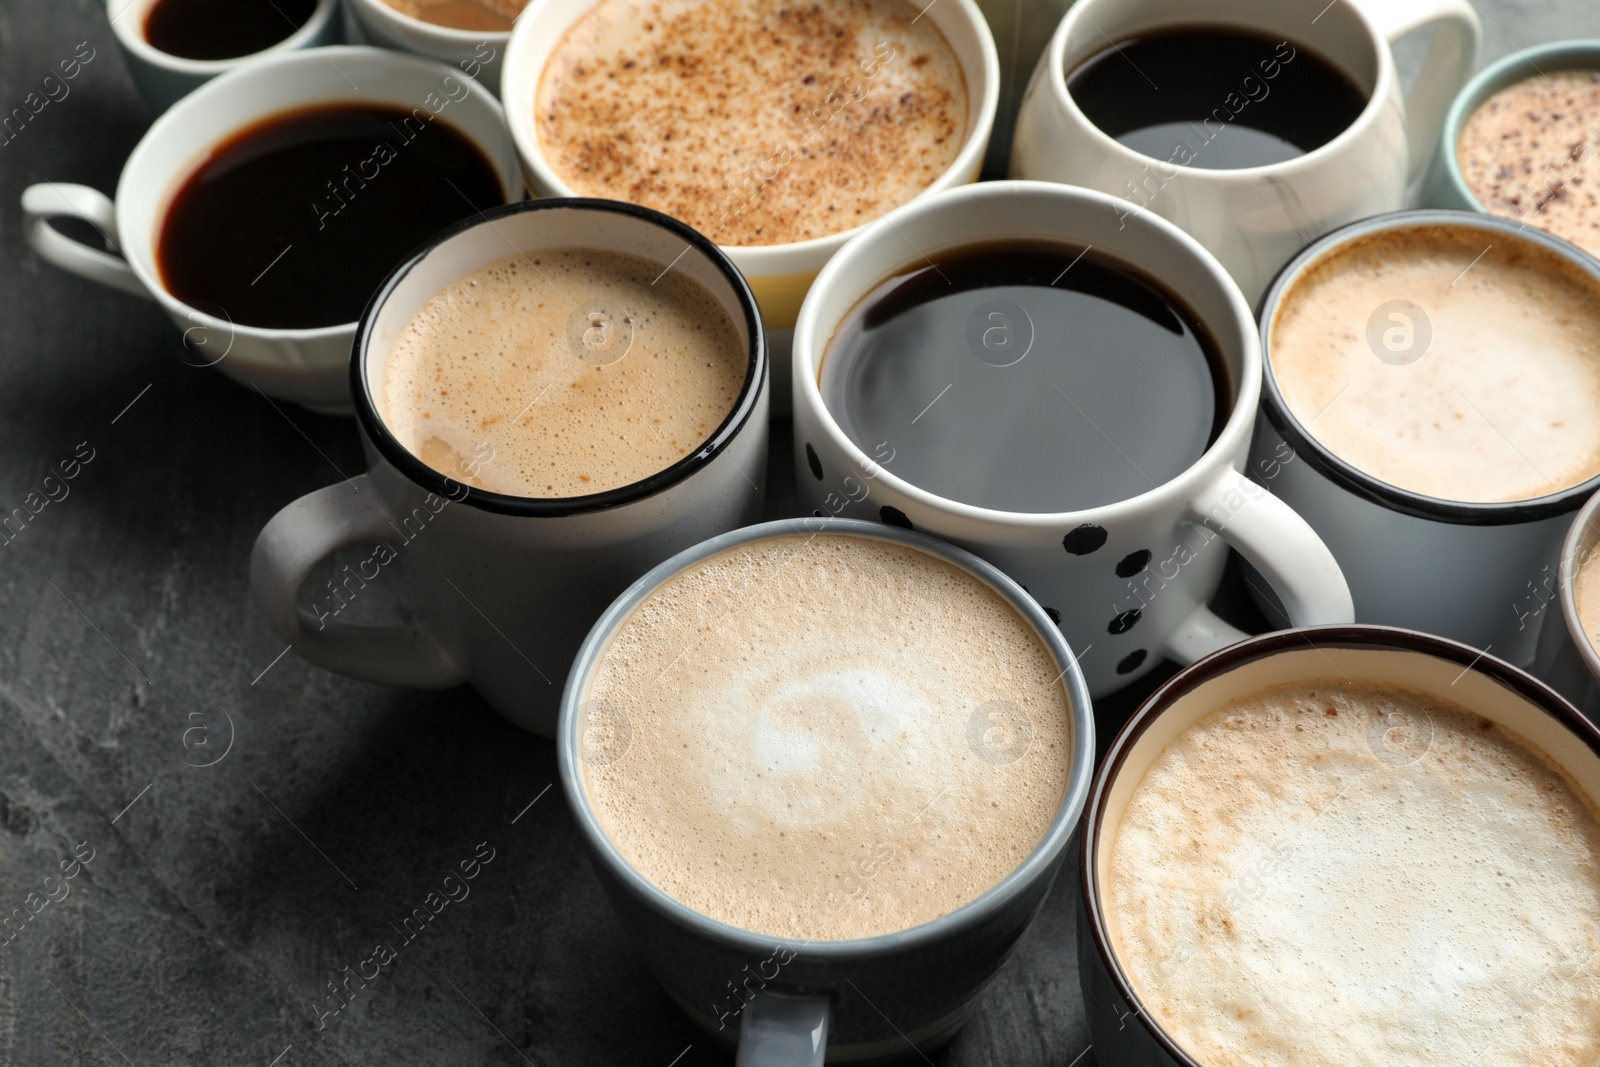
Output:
1249,209,1600,669
792,180,1354,699
106,0,344,112
249,199,770,737
1010,0,1480,303
499,0,999,406
21,47,521,414
344,0,511,91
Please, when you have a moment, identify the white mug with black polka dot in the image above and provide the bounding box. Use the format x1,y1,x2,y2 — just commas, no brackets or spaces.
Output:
791,180,1354,698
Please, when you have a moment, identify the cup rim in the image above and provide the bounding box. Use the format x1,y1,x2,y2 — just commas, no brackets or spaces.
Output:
1436,39,1600,213
1078,622,1597,1067
555,515,1097,960
113,45,517,352
352,197,768,518
498,0,1000,269
344,0,519,45
1255,207,1600,525
108,0,340,73
1560,486,1600,684
1041,0,1395,182
792,178,1262,528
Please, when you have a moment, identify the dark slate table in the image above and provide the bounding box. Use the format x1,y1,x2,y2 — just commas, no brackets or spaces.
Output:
1,1,1590,1063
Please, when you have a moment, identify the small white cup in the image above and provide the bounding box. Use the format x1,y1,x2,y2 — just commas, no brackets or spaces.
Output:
500,0,999,405
21,47,521,414
792,180,1354,699
1010,0,1480,303
106,0,344,112
344,0,511,91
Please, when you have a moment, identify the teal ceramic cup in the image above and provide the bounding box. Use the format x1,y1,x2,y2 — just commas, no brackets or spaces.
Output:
1421,40,1600,214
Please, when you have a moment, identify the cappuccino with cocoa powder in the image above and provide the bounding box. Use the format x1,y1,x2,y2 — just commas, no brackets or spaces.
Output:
581,532,1075,940
535,0,967,246
379,248,747,498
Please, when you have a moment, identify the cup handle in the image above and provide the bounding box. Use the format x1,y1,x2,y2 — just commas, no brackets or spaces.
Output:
1356,0,1481,184
249,475,467,689
736,992,829,1067
1162,467,1355,664
21,183,151,300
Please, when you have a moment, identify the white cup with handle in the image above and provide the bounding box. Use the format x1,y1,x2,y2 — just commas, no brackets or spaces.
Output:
1010,0,1480,303
791,180,1354,699
21,46,521,413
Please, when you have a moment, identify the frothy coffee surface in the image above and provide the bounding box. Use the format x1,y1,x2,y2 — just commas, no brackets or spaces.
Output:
1270,225,1600,501
535,0,966,246
379,0,525,31
1459,71,1600,259
583,533,1074,940
1108,681,1600,1067
380,248,746,498
1577,543,1600,659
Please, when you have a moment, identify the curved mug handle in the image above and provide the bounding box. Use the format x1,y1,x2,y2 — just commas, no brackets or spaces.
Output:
1354,0,1481,184
737,992,829,1067
21,183,151,299
249,475,466,688
1162,467,1355,664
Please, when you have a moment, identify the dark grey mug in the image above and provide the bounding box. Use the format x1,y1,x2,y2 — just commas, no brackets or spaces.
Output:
557,517,1096,1065
1078,624,1597,1066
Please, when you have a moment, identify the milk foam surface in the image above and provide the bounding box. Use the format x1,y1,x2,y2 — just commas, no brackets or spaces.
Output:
1459,71,1600,259
535,0,966,246
379,248,746,498
1270,225,1600,501
1108,681,1600,1067
583,533,1074,940
1577,546,1600,660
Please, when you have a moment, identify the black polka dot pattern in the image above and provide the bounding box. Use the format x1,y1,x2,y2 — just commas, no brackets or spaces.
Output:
879,505,913,530
1108,609,1141,635
1116,649,1148,675
805,443,823,481
1044,607,1061,625
1062,524,1108,555
1116,549,1152,578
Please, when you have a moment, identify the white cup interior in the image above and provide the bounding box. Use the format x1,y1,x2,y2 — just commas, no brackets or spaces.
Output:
362,203,755,422
116,47,521,338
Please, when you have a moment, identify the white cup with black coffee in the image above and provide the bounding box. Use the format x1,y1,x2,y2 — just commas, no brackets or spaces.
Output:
1010,0,1481,302
792,179,1354,698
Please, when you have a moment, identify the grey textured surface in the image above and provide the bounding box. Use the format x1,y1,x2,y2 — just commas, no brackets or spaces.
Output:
0,1,1590,1065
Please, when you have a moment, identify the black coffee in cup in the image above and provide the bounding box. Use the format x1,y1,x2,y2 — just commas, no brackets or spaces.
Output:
158,104,502,330
144,0,318,60
819,241,1228,513
1066,28,1368,170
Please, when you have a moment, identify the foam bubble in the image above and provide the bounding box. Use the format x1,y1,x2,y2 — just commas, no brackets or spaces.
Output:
584,534,1076,941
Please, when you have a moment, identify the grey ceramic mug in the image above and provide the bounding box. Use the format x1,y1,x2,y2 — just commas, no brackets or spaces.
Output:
557,517,1096,1065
